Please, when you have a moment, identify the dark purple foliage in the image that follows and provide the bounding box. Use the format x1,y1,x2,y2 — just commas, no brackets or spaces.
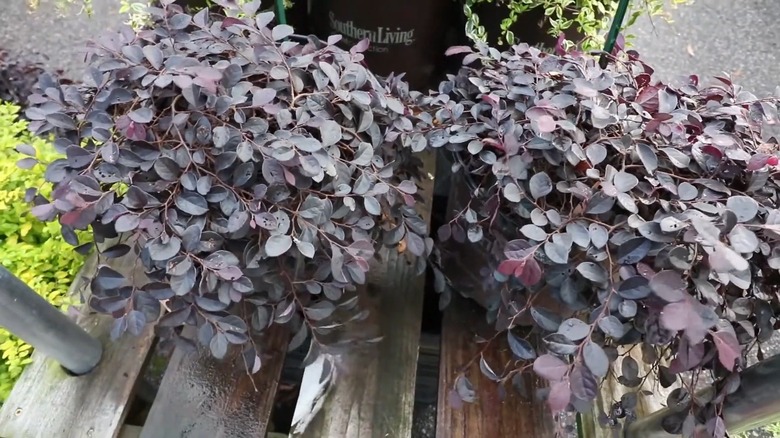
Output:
20,1,433,371
0,49,66,109
423,41,780,434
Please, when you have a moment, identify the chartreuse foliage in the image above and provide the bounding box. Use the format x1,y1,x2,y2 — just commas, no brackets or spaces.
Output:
23,1,432,376
0,102,84,404
423,42,780,436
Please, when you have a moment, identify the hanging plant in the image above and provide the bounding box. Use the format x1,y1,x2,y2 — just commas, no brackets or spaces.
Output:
422,41,780,435
19,1,432,370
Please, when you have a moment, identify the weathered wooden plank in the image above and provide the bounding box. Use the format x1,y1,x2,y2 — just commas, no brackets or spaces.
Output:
289,152,436,438
0,251,155,438
119,425,143,438
579,346,677,438
140,324,289,438
436,293,556,438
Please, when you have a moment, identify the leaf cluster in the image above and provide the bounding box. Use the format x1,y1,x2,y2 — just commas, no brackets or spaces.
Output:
462,0,691,50
423,42,780,435
0,49,66,111
21,2,432,370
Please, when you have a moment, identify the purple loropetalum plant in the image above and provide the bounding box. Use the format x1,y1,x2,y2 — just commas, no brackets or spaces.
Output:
19,1,434,372
423,41,780,434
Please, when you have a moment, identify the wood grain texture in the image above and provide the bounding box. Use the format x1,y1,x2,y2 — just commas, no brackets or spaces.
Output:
436,293,555,438
289,151,437,438
140,324,289,438
0,251,155,438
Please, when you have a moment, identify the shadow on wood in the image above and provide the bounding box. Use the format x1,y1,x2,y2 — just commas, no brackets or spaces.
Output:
289,151,437,438
579,345,678,438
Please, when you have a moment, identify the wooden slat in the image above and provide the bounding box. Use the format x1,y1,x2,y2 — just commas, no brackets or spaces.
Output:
289,152,437,438
579,346,678,438
437,293,555,438
119,425,143,438
140,324,289,438
0,251,155,438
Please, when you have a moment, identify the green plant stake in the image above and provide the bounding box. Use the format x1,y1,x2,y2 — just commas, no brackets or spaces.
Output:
599,0,630,68
275,0,287,25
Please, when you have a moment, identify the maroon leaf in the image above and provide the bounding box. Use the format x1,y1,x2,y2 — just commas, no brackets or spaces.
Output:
701,145,724,161
712,331,741,371
517,257,543,286
221,17,244,29
547,379,571,412
497,258,523,276
747,153,770,171
125,121,146,141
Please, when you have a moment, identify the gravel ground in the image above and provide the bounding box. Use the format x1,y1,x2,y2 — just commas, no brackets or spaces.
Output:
0,0,124,81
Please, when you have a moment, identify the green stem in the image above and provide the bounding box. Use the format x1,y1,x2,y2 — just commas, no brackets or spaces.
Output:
599,0,631,68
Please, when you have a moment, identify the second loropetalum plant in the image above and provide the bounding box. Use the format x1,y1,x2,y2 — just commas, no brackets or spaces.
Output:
20,1,432,370
424,42,780,436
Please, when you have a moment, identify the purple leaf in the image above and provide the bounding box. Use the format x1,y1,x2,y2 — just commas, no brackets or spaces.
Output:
547,379,571,412
533,354,569,381
712,331,741,371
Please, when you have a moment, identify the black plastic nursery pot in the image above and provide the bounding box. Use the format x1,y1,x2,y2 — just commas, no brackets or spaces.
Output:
308,0,456,90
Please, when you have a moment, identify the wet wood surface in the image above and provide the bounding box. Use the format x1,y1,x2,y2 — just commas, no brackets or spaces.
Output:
436,293,556,438
140,324,289,438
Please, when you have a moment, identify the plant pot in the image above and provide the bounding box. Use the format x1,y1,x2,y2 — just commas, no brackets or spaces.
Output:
308,0,457,90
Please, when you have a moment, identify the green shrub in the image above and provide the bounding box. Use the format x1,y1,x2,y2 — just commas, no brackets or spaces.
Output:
0,102,85,403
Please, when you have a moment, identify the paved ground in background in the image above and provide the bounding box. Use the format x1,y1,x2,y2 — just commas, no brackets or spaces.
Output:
4,0,780,95
0,0,124,80
631,0,780,97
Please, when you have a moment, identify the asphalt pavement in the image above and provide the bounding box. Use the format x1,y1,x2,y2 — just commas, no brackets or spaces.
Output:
631,0,780,97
